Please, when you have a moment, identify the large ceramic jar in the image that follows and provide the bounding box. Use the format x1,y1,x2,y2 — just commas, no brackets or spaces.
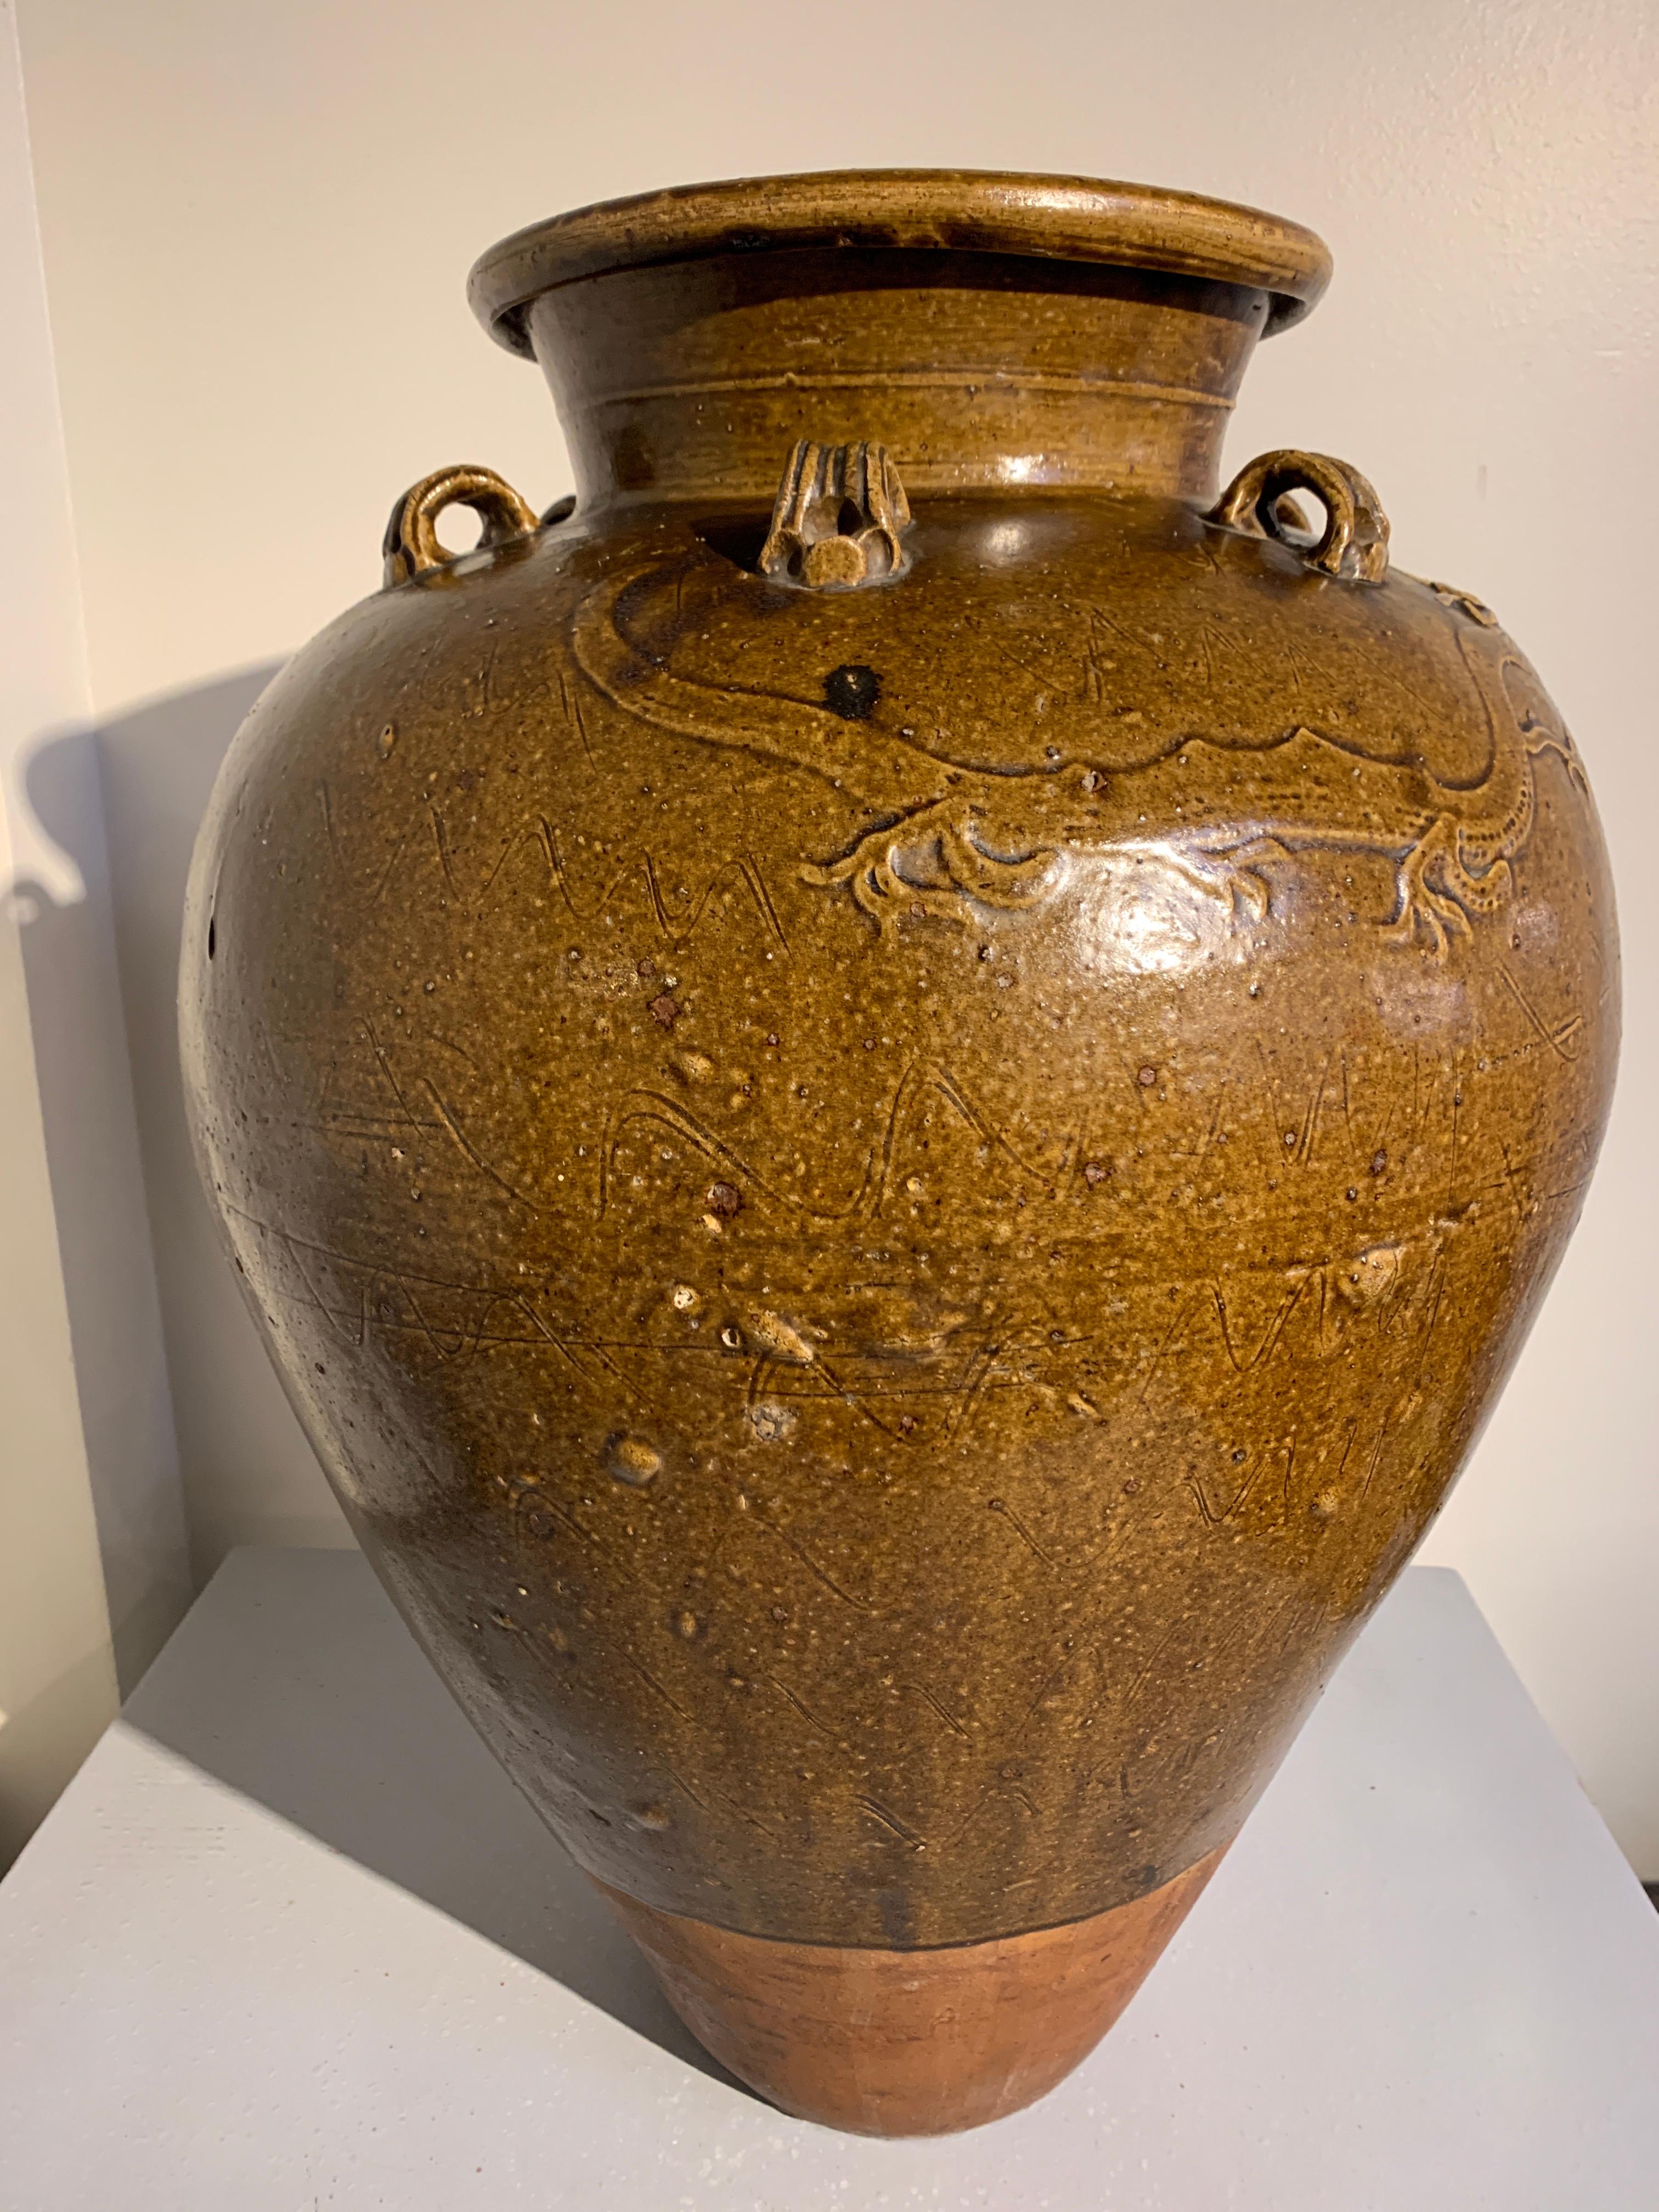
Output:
181,171,1617,2135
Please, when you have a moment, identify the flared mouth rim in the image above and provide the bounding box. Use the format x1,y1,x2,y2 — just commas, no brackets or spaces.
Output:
467,167,1332,357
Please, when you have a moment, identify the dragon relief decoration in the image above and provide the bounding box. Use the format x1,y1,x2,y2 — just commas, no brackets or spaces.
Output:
571,447,1584,960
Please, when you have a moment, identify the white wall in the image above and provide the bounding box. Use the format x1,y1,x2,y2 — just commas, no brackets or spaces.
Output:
0,0,118,1861
15,0,1658,1868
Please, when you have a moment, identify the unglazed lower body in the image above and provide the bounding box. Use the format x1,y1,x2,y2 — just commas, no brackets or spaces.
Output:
595,1849,1224,2135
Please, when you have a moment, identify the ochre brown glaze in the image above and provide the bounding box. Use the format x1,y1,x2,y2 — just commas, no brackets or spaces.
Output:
596,1847,1223,2135
180,170,1618,2130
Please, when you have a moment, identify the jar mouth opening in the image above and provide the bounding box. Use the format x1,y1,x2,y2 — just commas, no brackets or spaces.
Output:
467,167,1332,358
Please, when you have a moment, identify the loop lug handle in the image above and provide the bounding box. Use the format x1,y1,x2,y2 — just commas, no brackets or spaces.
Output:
1207,450,1390,584
382,465,538,587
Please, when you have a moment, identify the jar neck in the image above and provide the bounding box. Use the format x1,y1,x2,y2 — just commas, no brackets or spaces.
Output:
524,248,1270,516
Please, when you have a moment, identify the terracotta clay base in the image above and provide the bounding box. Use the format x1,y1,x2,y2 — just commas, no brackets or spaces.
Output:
595,1848,1225,2136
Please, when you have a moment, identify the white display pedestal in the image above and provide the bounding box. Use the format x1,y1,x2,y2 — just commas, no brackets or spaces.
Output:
2,1549,1656,2208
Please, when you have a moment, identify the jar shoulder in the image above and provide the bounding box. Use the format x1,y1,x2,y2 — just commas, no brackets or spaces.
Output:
206,490,1607,973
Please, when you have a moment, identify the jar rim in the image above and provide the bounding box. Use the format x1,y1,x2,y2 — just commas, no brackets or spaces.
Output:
467,167,1332,358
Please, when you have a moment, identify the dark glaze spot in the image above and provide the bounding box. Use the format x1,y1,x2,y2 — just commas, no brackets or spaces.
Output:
825,663,881,721
540,494,576,528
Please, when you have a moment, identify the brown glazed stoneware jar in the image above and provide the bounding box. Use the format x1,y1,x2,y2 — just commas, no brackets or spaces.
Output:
181,171,1618,2135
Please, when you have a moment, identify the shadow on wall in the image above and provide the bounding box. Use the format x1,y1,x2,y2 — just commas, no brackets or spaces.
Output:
9,721,191,1691
26,668,351,1594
